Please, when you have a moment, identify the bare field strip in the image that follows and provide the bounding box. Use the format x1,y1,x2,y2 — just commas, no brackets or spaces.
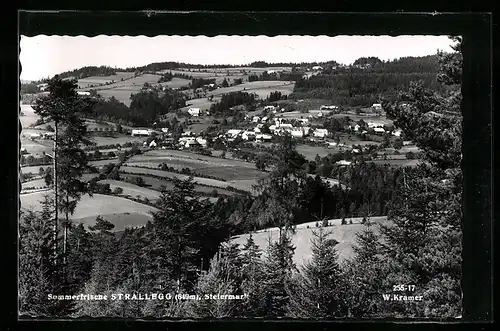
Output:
121,166,234,189
207,81,295,98
20,105,41,128
77,72,136,88
157,77,191,89
129,149,259,169
119,172,238,196
232,216,388,266
20,192,158,232
79,73,162,92
98,179,161,201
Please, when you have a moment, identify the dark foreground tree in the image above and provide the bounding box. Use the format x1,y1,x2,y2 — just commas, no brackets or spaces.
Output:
287,228,347,318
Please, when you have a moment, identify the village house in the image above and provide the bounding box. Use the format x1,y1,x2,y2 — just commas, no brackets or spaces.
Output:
161,128,169,134
131,129,150,137
253,127,261,133
392,129,402,137
336,160,352,166
352,148,360,154
320,105,338,111
242,131,256,141
149,140,157,148
195,137,208,147
252,116,260,123
367,122,385,128
182,131,193,137
226,129,243,138
77,91,90,96
312,65,323,71
188,108,201,117
313,128,329,138
373,127,386,134
372,103,383,111
261,116,269,123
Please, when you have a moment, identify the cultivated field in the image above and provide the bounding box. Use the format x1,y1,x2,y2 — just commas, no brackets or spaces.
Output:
181,97,219,112
19,104,41,128
98,179,161,201
119,171,238,196
76,72,136,88
20,138,53,156
20,191,157,232
296,144,340,160
232,216,388,266
125,149,268,181
207,81,295,99
157,77,191,89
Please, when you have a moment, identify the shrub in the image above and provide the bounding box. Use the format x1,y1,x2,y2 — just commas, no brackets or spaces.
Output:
210,189,218,197
113,187,123,195
341,218,347,225
108,151,116,157
315,221,319,228
349,219,353,224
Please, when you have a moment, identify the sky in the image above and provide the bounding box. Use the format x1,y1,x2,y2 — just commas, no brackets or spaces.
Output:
20,35,455,82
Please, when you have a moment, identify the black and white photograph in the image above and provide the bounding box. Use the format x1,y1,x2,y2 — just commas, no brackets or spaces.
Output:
19,34,464,319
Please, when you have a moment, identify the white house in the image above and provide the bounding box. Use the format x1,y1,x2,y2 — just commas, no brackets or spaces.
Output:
320,105,338,110
253,127,261,133
264,105,276,111
77,91,90,96
353,124,360,132
185,140,201,148
161,128,169,134
367,122,385,128
352,148,360,154
182,131,193,137
327,142,338,148
149,140,157,148
131,129,150,137
227,129,242,137
313,128,328,138
403,141,412,146
252,116,260,123
373,127,386,134
312,66,323,71
392,129,402,137
372,103,383,110
336,160,352,166
188,108,201,116
290,129,304,138
266,70,276,74
195,137,208,147
261,116,269,123
242,131,256,141
29,133,41,139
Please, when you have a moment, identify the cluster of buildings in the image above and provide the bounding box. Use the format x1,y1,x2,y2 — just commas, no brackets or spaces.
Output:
27,132,56,140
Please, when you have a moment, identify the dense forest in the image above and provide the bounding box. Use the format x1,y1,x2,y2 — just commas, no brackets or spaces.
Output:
20,39,462,319
86,88,187,127
294,55,444,106
209,91,257,117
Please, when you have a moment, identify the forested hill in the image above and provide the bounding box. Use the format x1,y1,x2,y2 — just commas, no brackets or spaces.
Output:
294,55,443,106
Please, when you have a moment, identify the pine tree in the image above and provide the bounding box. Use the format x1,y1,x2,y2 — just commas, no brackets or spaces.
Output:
33,76,96,261
146,178,206,292
187,241,244,318
240,234,266,316
380,36,463,318
260,232,296,317
19,195,70,316
343,224,389,318
287,228,346,318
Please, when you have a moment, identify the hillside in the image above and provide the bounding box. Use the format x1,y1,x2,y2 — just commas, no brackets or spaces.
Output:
231,216,389,267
